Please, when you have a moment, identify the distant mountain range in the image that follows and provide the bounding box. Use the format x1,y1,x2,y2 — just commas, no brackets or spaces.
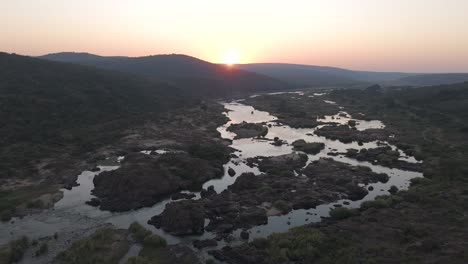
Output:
237,63,468,88
39,52,292,97
40,53,468,88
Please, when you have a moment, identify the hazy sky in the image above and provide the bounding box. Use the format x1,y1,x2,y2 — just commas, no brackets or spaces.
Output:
2,0,468,72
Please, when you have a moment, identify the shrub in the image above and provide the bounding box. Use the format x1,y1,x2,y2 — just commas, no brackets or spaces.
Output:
388,185,399,194
35,243,48,257
129,222,152,242
251,238,269,249
126,256,152,264
329,207,353,220
273,200,291,214
142,234,166,248
56,228,129,264
0,236,29,264
129,222,166,248
360,195,403,210
267,227,328,262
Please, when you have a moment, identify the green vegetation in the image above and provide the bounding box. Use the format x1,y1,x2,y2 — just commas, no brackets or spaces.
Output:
205,259,215,264
0,186,59,222
273,200,291,214
56,228,129,264
129,222,152,242
126,222,168,264
329,207,354,220
128,222,166,248
248,226,367,264
0,236,29,264
360,195,403,210
0,53,190,180
125,256,152,264
34,243,48,257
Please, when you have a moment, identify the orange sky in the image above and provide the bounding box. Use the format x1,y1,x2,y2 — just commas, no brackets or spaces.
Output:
1,0,468,72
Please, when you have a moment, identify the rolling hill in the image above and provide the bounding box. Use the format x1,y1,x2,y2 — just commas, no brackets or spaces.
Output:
0,52,189,178
40,52,292,96
238,63,468,88
237,63,415,87
388,73,468,87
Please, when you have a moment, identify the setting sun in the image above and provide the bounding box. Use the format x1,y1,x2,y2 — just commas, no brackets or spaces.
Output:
222,51,240,66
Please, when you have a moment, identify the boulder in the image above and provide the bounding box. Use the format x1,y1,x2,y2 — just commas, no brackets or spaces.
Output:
85,198,101,207
228,167,236,177
201,185,217,198
148,200,205,236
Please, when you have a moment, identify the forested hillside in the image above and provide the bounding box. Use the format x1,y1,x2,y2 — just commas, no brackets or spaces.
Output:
0,53,188,179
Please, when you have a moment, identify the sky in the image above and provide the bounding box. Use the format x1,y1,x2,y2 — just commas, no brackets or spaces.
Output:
1,0,468,72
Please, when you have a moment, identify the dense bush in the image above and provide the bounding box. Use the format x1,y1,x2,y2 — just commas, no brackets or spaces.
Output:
129,222,166,248
0,236,29,264
329,207,353,220
360,195,403,210
273,200,291,214
35,243,48,257
56,228,129,264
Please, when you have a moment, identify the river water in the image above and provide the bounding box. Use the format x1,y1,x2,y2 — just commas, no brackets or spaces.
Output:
0,96,422,252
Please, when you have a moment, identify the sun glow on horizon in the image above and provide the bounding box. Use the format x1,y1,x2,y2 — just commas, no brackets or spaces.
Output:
221,50,240,66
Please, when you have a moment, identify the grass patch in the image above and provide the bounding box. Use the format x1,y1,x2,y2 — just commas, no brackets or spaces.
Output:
128,222,166,248
273,200,291,214
127,222,167,263
360,195,403,210
35,243,48,257
0,186,60,222
56,228,129,264
0,236,29,264
329,207,354,220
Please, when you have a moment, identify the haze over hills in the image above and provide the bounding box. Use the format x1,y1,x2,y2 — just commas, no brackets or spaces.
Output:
40,52,292,96
388,73,468,87
238,63,468,87
238,63,414,87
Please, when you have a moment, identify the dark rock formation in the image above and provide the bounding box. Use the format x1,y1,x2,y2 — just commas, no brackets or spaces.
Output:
92,152,224,211
345,147,423,172
85,198,100,207
315,124,390,143
228,167,236,177
148,200,205,236
227,122,268,139
291,139,325,154
201,185,217,198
